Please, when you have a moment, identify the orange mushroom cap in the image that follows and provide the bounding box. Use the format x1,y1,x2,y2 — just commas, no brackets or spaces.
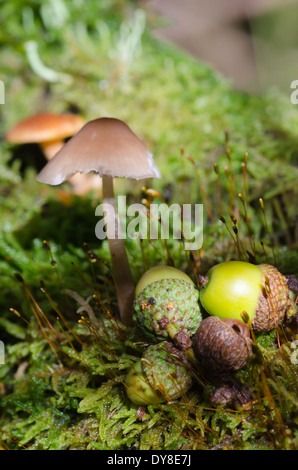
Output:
5,112,86,144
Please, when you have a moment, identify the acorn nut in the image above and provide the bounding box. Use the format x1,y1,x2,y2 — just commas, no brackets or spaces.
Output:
133,266,202,342
124,341,193,405
199,261,292,332
194,316,253,375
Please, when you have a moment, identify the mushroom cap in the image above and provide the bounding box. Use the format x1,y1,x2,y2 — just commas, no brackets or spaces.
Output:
5,112,86,144
36,117,161,185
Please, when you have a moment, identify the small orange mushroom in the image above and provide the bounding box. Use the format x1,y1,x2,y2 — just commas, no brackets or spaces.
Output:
5,112,100,195
5,112,86,159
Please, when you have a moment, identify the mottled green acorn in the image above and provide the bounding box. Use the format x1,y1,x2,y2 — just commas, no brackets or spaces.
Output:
125,342,193,405
133,273,202,342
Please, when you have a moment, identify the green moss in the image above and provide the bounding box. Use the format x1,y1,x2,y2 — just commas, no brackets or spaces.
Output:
0,0,297,451
1,273,297,449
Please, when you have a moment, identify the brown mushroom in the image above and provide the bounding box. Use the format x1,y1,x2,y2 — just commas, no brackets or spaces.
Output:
36,117,161,326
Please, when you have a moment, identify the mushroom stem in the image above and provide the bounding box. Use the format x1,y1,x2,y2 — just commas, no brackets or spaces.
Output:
40,140,64,160
102,174,135,326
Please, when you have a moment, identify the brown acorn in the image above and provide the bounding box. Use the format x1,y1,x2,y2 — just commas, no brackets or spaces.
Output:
194,316,253,375
193,316,254,406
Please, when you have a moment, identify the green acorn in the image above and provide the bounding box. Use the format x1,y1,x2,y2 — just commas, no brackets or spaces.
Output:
124,341,193,405
133,267,202,343
135,265,194,296
199,261,292,332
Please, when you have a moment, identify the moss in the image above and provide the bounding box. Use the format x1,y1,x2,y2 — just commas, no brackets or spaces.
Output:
0,263,297,449
0,0,297,451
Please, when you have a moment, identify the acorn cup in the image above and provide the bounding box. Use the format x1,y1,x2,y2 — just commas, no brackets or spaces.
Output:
133,266,202,344
252,264,292,331
124,341,193,405
199,261,293,332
